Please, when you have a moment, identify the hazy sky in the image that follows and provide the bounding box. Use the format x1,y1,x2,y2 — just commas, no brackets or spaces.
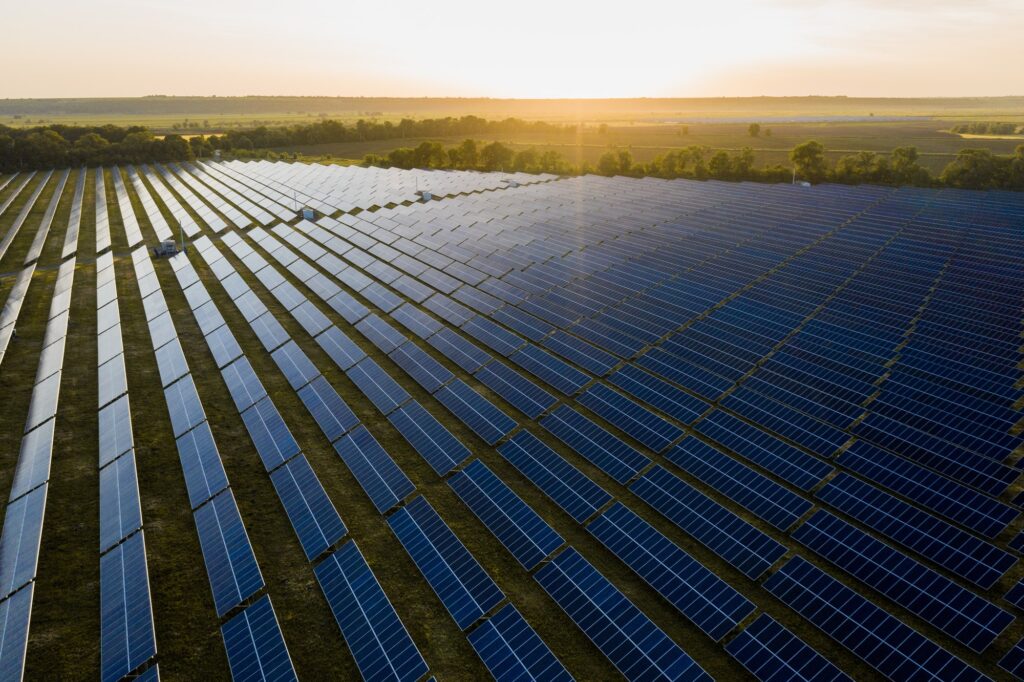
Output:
5,0,1022,98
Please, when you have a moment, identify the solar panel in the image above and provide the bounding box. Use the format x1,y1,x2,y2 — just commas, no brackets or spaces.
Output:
193,490,264,617
345,358,410,415
9,418,53,503
271,340,320,390
428,327,492,373
100,532,156,682
816,473,1014,589
763,556,986,682
0,484,47,597
449,459,563,570
221,357,269,412
588,502,754,641
314,541,428,682
362,282,403,312
534,548,711,682
388,342,454,393
240,397,301,472
326,291,370,324
192,301,227,336
435,379,517,445
509,345,590,396
424,294,474,326
270,455,347,561
334,425,415,513
221,595,297,682
725,614,850,682
666,438,811,531
99,450,142,553
540,405,650,484
1001,637,1024,679
391,302,443,339
497,430,611,523
541,331,618,376
387,496,505,630
297,376,359,443
162,374,207,438
474,361,557,419
467,604,572,682
205,324,244,369
153,340,188,388
462,315,525,356
630,465,787,579
99,395,134,467
695,411,832,491
249,312,291,353
0,584,33,681
356,314,408,354
792,509,1013,652
147,312,177,350
577,383,685,453
175,421,229,509
388,401,471,476
97,354,127,410
492,305,554,342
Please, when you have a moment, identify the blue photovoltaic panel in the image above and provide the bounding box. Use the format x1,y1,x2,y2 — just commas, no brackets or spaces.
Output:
270,455,348,560
630,466,787,579
588,502,755,641
388,401,471,476
497,430,612,523
541,404,650,484
326,291,370,324
534,548,711,682
468,604,572,682
315,325,366,371
334,426,415,513
99,395,134,467
297,376,359,443
435,379,517,445
314,541,428,682
356,314,408,354
271,340,320,391
292,299,332,336
0,484,47,597
221,595,297,682
578,383,685,453
163,375,208,438
221,358,268,413
388,496,505,630
428,327,492,373
250,312,291,353
391,302,443,339
241,397,301,472
816,473,1014,589
0,584,33,682
542,330,619,376
193,490,265,617
362,282,403,312
725,614,850,682
764,556,986,682
346,358,410,415
99,450,143,552
1000,637,1024,679
474,360,557,419
608,365,710,425
100,532,156,682
175,421,229,509
722,387,849,459
424,294,474,326
205,324,244,369
838,440,1017,539
9,419,53,503
154,339,188,388
635,348,733,401
510,345,590,396
666,438,811,531
462,315,525,356
388,342,454,393
449,459,564,570
695,411,832,491
492,305,554,342
792,509,1013,652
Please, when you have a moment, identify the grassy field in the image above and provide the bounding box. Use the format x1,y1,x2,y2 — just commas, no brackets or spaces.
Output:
0,160,1020,681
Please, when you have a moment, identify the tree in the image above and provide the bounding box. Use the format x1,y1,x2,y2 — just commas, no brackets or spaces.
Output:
939,149,1005,189
790,140,828,183
708,151,732,179
617,150,633,174
598,123,609,135
456,139,478,169
748,123,761,137
597,152,619,176
889,146,929,185
480,141,513,171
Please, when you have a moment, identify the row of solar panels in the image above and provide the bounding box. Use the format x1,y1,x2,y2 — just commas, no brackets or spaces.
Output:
216,209,864,675
234,174,1024,675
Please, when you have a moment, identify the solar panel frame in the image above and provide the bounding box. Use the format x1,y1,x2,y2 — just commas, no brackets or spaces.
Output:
99,531,156,682
193,489,265,617
333,425,415,513
388,401,471,476
724,614,851,682
434,379,517,445
221,595,297,682
467,604,573,682
270,455,347,561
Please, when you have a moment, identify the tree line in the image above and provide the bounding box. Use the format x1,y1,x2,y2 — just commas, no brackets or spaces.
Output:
950,122,1020,135
363,138,1024,190
1,120,1022,190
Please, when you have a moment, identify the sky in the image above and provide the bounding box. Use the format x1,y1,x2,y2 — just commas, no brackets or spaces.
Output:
5,0,1022,98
